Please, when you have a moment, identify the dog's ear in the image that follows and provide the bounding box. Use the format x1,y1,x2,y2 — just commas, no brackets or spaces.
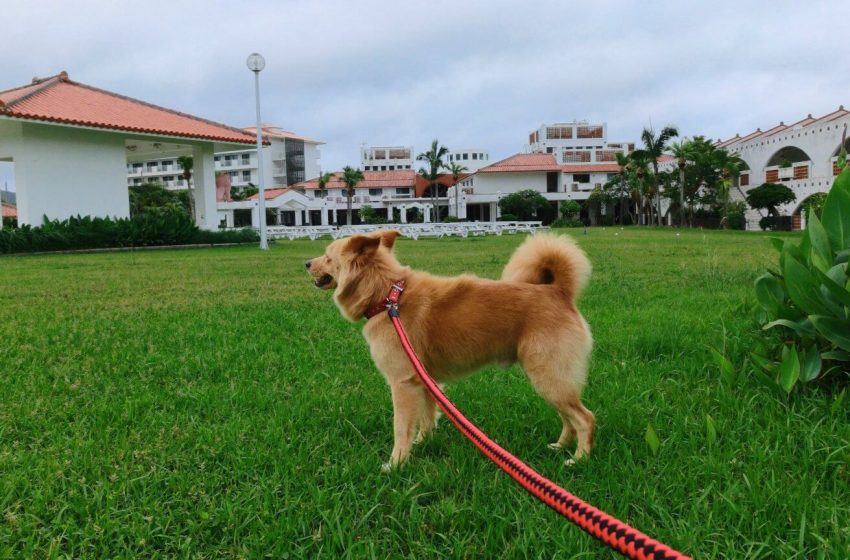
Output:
378,229,400,250
346,234,381,259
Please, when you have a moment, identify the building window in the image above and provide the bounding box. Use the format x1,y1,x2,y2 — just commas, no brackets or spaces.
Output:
395,187,410,196
242,171,251,181
389,165,395,170
577,126,603,139
381,166,387,171
241,154,250,164
462,154,468,160
740,173,749,186
546,126,573,140
315,190,327,198
472,153,478,160
369,188,383,196
563,151,591,163
574,174,591,183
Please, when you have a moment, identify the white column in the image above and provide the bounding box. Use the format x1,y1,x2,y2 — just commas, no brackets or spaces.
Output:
251,204,260,227
424,205,431,223
304,207,311,225
226,211,234,228
294,210,303,226
490,201,498,222
400,205,407,224
459,195,467,220
321,205,329,226
386,204,393,222
192,144,218,230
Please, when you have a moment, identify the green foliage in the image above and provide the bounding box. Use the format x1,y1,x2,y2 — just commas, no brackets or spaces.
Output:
725,201,747,230
0,210,257,254
550,218,584,228
498,190,549,220
801,193,828,219
359,205,386,225
750,165,850,394
129,182,190,217
497,213,518,222
746,182,797,219
230,184,259,201
560,200,581,217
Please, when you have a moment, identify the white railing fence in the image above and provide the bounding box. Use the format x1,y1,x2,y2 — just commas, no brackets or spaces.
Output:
249,222,549,241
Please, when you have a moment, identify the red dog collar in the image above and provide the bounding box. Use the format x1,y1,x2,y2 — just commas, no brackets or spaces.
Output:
364,280,406,320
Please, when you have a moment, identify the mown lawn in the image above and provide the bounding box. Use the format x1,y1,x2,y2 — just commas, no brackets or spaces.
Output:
1,228,848,559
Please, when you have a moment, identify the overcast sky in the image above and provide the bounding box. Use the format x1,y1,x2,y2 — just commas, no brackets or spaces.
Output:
2,0,849,191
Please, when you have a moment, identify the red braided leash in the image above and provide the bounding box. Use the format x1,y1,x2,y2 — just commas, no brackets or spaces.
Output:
379,283,690,560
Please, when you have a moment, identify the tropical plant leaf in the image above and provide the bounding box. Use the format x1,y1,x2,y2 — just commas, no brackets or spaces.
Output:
810,316,850,352
813,265,850,309
709,347,736,384
769,237,785,253
779,346,800,394
754,273,786,314
822,349,850,361
806,211,831,272
645,423,660,456
821,175,850,250
762,318,816,338
749,352,776,373
783,255,833,316
799,345,822,383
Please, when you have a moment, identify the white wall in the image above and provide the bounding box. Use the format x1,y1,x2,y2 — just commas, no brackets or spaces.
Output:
472,171,548,195
0,121,130,225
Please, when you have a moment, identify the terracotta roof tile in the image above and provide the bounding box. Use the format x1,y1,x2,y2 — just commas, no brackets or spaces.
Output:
1,202,16,219
243,125,323,145
478,153,561,173
248,187,291,201
0,72,260,145
293,170,466,198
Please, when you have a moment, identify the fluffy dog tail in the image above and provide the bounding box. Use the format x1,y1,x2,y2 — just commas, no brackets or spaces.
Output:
501,233,591,303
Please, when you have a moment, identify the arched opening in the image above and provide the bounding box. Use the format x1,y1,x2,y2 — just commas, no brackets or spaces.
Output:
764,146,813,182
791,192,828,231
830,135,850,176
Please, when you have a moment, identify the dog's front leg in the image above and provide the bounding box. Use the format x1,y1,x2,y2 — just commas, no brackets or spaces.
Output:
382,377,423,473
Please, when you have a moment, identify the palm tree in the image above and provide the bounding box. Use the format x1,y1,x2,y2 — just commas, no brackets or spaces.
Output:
627,149,652,225
177,156,195,222
634,125,679,226
317,171,334,191
712,150,746,228
669,141,690,227
444,161,467,219
417,139,449,222
340,166,364,225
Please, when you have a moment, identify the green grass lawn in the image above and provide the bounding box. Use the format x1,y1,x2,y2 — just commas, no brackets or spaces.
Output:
1,228,848,559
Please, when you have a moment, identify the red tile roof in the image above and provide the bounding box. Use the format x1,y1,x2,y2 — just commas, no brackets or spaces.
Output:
295,170,417,191
248,187,291,201
0,72,261,145
1,202,16,219
478,153,561,173
718,105,849,146
293,170,465,198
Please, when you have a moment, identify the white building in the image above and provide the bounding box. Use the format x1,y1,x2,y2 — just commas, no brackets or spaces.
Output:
717,106,850,229
361,145,414,171
0,71,260,229
446,149,490,172
527,121,633,165
448,153,621,222
127,125,322,191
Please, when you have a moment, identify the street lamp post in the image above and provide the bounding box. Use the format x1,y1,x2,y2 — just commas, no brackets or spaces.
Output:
247,53,268,250
678,156,686,228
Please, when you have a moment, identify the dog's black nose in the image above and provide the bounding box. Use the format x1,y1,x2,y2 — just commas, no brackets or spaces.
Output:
305,260,312,269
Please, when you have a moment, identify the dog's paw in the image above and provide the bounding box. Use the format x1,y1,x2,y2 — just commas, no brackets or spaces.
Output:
380,462,393,474
564,457,576,467
548,442,563,451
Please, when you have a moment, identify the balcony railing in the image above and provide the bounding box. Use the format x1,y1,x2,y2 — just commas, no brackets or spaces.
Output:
765,162,811,183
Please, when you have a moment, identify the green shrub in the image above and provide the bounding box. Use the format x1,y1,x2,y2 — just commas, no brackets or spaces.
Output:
725,201,747,230
550,218,583,228
749,156,850,395
359,205,387,225
0,210,258,254
498,190,549,220
498,213,518,222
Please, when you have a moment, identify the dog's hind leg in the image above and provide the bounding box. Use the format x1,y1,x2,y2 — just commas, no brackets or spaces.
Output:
382,377,425,472
519,337,594,463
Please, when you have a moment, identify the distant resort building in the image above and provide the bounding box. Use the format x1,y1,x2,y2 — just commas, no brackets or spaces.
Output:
448,121,633,221
217,169,464,227
127,125,322,190
446,149,490,172
717,106,850,229
360,145,413,171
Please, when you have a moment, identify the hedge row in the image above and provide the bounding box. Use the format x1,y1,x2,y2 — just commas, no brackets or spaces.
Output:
1,211,258,254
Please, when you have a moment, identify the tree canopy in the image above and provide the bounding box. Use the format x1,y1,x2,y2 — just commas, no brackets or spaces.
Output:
498,189,550,220
745,182,796,216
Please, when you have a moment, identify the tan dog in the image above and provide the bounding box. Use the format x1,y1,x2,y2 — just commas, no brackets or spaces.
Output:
306,230,594,471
